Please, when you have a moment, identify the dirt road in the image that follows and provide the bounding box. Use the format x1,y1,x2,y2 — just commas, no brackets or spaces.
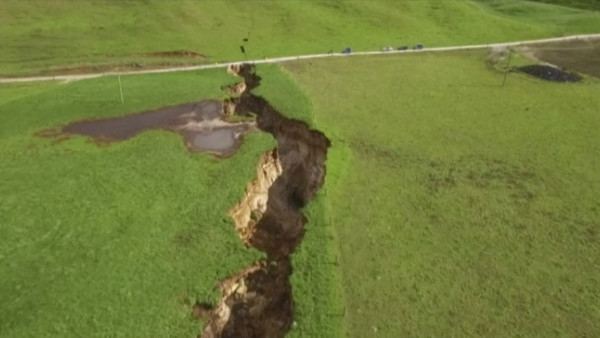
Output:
1,33,599,84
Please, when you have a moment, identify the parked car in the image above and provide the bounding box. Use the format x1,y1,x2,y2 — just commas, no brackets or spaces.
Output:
341,47,352,54
413,44,424,50
397,46,408,51
382,46,394,52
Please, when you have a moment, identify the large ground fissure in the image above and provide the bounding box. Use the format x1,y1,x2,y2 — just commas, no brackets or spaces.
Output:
197,64,330,338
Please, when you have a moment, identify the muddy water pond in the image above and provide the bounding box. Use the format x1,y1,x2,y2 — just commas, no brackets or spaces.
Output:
190,129,235,151
53,100,255,157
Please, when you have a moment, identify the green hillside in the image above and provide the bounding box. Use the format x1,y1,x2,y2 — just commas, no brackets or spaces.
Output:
1,0,600,76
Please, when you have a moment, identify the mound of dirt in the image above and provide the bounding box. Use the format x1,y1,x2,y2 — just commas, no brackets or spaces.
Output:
517,65,582,83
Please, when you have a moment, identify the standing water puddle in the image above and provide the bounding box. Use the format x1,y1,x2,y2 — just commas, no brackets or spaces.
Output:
42,99,255,157
190,129,235,152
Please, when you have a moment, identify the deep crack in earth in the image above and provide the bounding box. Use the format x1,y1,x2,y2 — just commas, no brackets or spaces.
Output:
199,64,330,338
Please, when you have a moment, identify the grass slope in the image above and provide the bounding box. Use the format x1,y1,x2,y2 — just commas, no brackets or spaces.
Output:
285,51,600,337
1,0,600,76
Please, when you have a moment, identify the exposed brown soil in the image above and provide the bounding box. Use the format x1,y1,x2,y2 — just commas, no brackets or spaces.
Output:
198,64,330,337
25,51,206,77
517,65,582,83
40,100,257,157
141,50,206,59
222,82,247,96
521,38,600,78
229,150,283,247
200,260,293,338
35,63,151,77
26,61,205,78
192,302,213,321
225,64,330,258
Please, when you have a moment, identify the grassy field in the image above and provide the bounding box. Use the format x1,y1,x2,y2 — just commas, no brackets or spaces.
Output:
0,65,341,337
284,50,600,336
3,1,600,337
1,0,600,76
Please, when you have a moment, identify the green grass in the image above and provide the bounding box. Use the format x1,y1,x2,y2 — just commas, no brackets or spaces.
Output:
0,133,267,337
284,50,600,337
3,2,600,336
1,0,600,76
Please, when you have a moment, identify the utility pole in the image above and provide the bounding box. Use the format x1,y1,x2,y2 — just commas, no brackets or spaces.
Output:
118,73,124,104
502,48,513,87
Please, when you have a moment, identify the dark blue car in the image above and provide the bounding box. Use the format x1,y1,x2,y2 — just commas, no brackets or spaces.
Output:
341,47,352,54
